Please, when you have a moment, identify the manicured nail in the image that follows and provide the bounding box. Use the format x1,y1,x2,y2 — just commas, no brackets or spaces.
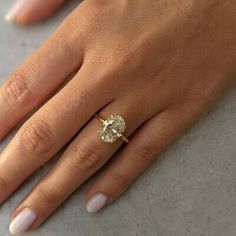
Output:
5,0,27,21
9,208,37,235
86,193,108,213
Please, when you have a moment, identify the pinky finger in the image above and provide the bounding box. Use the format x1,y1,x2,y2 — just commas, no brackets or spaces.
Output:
85,107,199,213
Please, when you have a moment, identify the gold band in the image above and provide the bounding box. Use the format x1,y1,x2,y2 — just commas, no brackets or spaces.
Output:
95,113,129,143
95,113,106,123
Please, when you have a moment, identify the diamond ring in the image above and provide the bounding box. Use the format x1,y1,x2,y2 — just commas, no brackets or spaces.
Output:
95,114,129,143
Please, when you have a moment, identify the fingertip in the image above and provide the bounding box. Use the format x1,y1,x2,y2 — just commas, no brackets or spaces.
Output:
9,208,37,235
4,0,25,23
5,0,65,25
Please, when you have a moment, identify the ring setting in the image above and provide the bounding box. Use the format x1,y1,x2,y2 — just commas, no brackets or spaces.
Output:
95,114,129,143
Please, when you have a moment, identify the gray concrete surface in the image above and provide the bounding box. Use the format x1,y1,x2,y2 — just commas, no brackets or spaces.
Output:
0,1,236,236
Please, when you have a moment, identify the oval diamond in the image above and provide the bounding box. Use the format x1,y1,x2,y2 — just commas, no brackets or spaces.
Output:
99,115,126,143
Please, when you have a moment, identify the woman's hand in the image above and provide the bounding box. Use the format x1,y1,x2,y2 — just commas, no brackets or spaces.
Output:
1,0,236,235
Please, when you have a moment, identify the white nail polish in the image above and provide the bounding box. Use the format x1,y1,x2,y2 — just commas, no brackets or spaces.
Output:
86,193,108,213
5,0,27,21
9,208,37,235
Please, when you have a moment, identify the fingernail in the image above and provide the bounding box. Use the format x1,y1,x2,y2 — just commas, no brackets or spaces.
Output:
9,208,37,235
5,0,27,21
86,193,108,213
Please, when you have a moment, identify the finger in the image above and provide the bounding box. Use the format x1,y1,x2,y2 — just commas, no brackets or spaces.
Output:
9,91,166,233
5,0,66,24
85,106,201,213
0,18,84,139
0,64,109,206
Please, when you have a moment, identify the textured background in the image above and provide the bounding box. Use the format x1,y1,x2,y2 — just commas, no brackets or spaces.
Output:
0,1,236,236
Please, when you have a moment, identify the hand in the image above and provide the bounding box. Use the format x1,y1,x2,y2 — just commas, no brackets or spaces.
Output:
1,0,236,235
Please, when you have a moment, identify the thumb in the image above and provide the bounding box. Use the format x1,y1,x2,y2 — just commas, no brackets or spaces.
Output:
5,0,66,25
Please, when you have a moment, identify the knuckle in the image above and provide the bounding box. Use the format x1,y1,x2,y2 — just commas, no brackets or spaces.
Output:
0,176,10,193
69,144,103,171
182,83,213,112
2,70,32,105
187,87,207,103
131,144,157,163
37,185,60,205
19,119,53,154
110,172,130,190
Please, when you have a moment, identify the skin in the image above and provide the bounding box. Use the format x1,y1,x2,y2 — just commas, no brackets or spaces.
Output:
1,0,236,232
12,0,66,24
